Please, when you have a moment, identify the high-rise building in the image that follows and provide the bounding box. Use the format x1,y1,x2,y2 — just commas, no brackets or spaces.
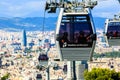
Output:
22,30,27,47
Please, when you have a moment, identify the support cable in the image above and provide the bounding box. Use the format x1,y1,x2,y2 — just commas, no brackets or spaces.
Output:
42,9,46,38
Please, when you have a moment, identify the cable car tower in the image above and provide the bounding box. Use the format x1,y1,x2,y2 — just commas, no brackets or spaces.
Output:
45,0,97,61
104,13,120,46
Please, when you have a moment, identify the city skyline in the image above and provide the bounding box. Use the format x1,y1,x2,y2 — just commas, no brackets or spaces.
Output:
0,0,120,80
0,0,119,31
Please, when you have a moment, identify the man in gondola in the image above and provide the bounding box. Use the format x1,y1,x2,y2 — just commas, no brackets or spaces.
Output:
107,31,113,39
114,31,118,37
78,31,86,44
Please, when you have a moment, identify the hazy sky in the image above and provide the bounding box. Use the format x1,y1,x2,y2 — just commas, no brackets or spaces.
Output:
0,0,120,18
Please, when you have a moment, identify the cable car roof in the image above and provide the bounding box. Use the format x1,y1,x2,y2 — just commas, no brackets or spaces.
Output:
108,19,120,22
107,13,120,22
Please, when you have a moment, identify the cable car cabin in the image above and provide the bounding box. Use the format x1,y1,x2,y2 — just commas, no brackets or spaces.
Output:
38,53,49,66
36,74,42,80
104,19,120,46
55,8,96,61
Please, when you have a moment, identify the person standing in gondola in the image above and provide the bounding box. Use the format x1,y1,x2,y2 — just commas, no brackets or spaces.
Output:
107,31,113,39
78,31,86,44
114,31,118,37
60,32,69,47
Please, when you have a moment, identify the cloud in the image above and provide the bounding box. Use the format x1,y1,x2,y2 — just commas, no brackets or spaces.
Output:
0,0,119,17
92,0,120,18
0,0,46,17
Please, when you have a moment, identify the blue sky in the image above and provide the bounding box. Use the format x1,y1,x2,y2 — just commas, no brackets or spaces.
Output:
93,0,120,18
0,0,120,18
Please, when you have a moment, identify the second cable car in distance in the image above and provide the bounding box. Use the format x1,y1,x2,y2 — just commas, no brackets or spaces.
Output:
104,14,120,46
38,52,49,67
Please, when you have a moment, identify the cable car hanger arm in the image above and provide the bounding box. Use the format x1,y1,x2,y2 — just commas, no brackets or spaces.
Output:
45,0,97,13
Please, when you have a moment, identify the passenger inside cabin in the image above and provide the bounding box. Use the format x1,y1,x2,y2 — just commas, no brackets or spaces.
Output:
77,31,87,44
107,31,113,38
61,32,69,43
74,32,79,43
113,31,118,37
60,32,69,47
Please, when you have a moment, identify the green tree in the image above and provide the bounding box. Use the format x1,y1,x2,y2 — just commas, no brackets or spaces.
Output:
96,75,113,80
1,73,10,80
84,68,120,80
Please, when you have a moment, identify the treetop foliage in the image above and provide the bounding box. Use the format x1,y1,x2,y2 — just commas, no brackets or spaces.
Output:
84,68,120,80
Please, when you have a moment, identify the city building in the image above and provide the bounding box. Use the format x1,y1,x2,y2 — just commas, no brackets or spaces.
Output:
11,42,22,53
22,30,27,47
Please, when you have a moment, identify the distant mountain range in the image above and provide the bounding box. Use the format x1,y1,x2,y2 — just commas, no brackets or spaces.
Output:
0,17,106,32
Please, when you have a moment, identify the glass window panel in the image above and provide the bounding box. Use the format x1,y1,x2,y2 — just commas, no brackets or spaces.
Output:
59,15,94,48
107,22,120,38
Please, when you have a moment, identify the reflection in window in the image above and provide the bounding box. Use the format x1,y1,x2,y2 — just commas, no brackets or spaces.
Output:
107,22,120,38
59,15,94,48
